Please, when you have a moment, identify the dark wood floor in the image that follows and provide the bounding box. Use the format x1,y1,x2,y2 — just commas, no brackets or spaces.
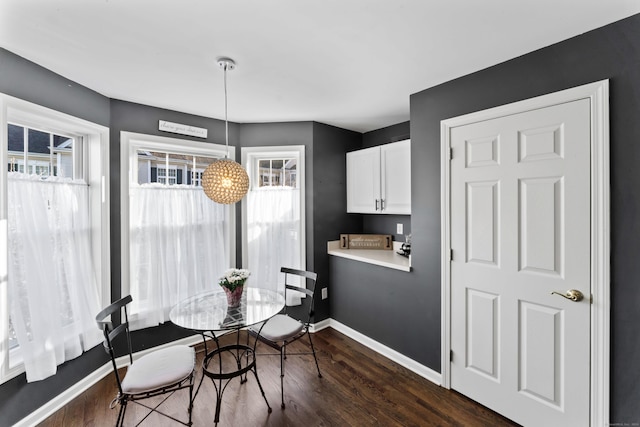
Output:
38,328,519,426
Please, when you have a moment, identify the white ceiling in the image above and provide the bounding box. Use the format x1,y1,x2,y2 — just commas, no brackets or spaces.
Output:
1,1,639,133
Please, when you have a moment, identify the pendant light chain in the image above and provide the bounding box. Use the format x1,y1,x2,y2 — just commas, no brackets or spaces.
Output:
224,62,229,159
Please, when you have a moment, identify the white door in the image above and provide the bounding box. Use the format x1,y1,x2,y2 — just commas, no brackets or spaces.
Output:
450,99,591,426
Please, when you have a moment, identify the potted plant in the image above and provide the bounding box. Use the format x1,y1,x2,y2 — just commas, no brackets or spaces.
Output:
219,268,250,307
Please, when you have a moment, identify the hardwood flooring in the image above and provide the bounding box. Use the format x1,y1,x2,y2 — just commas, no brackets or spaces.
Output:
38,328,519,426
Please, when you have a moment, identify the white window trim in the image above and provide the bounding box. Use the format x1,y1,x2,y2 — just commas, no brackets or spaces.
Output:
120,131,236,300
0,93,110,384
241,145,306,271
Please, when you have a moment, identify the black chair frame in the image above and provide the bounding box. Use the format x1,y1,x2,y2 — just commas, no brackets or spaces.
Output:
96,295,195,426
250,267,322,409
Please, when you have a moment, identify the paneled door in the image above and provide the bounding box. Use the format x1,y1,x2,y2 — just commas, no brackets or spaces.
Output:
450,98,591,426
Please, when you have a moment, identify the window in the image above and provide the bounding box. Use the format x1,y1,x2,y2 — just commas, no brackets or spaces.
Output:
258,158,297,188
156,165,177,185
1,94,110,384
7,124,76,178
192,169,204,187
241,146,305,304
136,151,209,187
121,132,235,329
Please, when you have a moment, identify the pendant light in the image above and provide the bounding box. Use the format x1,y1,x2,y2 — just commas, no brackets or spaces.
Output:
202,57,249,204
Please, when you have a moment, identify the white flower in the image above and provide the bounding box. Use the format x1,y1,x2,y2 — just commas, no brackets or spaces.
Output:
219,268,251,290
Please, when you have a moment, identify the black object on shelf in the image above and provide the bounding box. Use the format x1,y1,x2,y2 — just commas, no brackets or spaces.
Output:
396,242,411,258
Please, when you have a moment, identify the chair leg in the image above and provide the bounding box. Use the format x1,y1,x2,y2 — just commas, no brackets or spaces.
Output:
250,363,273,415
188,375,194,426
116,399,127,427
307,332,322,378
280,347,286,409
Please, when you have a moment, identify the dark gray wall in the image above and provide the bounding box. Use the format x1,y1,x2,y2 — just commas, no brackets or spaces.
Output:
408,14,640,423
362,121,410,148
311,123,362,320
238,122,361,321
0,48,110,127
330,119,426,364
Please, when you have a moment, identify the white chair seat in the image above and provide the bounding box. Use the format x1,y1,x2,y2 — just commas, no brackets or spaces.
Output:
122,345,195,394
252,314,304,342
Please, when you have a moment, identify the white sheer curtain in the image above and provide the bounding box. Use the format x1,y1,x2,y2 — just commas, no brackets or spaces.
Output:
7,173,102,382
246,186,302,305
129,183,229,329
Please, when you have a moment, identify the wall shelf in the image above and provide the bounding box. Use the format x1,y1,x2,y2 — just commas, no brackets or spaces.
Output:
327,241,411,272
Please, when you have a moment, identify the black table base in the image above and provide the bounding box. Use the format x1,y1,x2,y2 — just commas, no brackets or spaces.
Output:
198,333,272,424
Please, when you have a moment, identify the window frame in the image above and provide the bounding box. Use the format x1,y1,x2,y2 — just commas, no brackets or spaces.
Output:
0,94,110,384
257,157,298,188
120,131,237,302
8,124,78,179
241,145,306,271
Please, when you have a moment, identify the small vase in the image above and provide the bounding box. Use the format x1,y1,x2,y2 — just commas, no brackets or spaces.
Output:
223,285,244,308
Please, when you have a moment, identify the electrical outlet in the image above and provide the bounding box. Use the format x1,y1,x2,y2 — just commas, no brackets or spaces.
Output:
321,287,328,300
397,223,403,234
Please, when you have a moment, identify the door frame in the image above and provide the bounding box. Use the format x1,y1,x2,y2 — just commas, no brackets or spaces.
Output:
440,80,610,426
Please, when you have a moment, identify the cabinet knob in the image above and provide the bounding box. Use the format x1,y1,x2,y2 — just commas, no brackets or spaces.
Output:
375,199,380,211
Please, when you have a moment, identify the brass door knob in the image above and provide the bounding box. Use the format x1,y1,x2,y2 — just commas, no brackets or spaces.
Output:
551,289,584,302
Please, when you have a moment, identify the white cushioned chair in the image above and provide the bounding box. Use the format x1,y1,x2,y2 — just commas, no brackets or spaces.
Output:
249,267,322,409
96,295,195,426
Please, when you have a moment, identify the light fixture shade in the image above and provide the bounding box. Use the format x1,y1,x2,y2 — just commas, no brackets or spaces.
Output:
202,158,250,204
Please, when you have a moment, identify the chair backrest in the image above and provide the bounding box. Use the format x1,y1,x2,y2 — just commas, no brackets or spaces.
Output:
281,267,317,324
95,295,134,394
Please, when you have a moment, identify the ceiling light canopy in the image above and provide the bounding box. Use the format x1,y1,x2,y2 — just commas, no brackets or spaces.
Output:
202,58,249,204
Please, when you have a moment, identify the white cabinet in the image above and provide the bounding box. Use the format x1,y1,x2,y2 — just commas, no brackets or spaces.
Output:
346,139,411,214
380,140,411,214
346,145,380,213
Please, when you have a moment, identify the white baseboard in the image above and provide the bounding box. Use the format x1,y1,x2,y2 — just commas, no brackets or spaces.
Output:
16,320,441,426
310,317,331,332
14,363,114,427
329,319,442,386
14,334,203,427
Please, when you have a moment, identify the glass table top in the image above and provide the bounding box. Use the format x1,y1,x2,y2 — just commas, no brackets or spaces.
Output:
169,287,285,332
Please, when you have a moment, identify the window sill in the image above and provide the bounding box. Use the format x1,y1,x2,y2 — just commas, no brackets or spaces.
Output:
327,241,411,272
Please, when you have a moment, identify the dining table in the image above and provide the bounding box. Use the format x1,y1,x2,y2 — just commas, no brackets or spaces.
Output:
169,286,285,424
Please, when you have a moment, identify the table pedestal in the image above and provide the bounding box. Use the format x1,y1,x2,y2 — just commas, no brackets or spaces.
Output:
201,336,272,424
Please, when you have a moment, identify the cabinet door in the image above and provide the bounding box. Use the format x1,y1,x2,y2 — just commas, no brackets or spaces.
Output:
381,139,411,214
347,146,381,213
